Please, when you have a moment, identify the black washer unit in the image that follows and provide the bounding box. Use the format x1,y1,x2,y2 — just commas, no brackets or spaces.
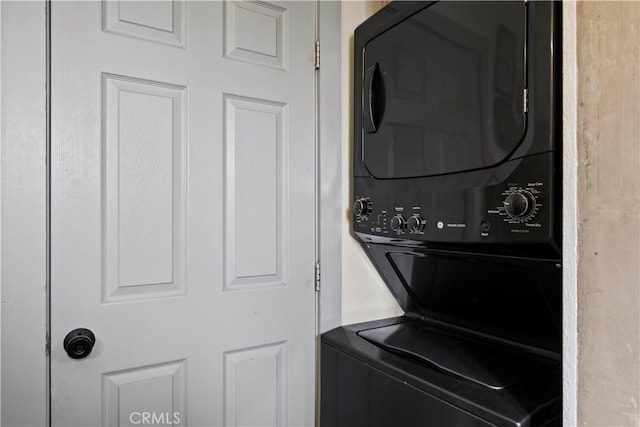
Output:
321,2,562,426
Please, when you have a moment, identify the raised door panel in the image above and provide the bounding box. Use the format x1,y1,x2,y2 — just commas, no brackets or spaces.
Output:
223,94,287,291
103,0,187,48
224,0,288,70
102,360,186,426
102,74,187,303
224,342,287,427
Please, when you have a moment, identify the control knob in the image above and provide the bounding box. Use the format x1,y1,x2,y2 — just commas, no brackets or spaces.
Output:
390,215,406,232
407,214,425,233
503,191,536,219
353,198,370,218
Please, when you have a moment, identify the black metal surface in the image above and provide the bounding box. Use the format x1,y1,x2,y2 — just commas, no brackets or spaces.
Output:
321,319,562,427
357,322,558,389
354,152,560,248
362,1,527,179
362,244,562,353
353,0,561,250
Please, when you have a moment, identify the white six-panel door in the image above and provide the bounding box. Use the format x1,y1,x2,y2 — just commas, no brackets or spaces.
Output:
51,1,316,425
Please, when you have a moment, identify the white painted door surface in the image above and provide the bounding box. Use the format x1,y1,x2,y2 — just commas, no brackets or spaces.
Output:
51,1,316,426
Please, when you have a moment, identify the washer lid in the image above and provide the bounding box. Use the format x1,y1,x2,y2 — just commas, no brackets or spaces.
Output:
358,321,559,390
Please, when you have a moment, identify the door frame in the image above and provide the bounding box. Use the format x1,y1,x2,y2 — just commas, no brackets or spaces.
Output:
0,1,342,425
1,2,49,426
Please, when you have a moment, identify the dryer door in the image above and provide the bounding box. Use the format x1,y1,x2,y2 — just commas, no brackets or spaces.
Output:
362,1,526,179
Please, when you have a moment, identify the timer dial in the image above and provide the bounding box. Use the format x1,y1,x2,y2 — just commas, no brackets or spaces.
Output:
504,191,536,219
390,215,406,232
353,198,370,218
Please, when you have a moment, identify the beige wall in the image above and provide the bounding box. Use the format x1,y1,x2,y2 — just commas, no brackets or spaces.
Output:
576,2,640,426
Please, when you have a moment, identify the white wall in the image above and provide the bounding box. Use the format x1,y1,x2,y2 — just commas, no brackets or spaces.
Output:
340,1,402,325
1,2,48,426
319,1,344,333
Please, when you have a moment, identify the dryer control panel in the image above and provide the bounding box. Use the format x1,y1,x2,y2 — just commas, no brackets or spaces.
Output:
353,154,558,245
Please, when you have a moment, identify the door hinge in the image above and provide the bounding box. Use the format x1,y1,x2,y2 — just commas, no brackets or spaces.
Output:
523,88,529,113
314,40,320,70
314,261,321,292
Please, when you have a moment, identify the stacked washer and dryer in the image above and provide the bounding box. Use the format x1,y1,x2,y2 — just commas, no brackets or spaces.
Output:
321,2,562,426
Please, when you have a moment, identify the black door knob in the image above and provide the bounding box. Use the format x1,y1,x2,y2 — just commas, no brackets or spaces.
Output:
63,328,96,359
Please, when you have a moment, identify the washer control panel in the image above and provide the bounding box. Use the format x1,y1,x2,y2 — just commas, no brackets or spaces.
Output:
353,143,558,245
353,180,553,243
353,153,558,244
353,202,430,237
